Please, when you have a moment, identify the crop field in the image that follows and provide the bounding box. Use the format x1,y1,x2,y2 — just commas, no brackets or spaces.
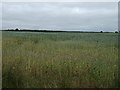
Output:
2,31,119,88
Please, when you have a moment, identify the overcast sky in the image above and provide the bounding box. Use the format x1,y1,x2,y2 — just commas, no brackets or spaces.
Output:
2,2,118,32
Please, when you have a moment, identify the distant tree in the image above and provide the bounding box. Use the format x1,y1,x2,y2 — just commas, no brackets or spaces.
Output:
100,31,103,33
15,28,19,31
115,31,118,33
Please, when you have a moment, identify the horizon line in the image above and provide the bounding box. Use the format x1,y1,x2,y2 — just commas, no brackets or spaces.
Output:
1,29,119,33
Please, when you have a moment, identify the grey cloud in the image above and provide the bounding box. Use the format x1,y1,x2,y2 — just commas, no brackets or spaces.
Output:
2,2,118,31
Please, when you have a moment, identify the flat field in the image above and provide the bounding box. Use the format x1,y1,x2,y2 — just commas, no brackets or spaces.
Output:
2,31,118,88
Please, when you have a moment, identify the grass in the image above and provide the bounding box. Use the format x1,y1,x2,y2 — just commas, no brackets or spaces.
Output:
2,31,119,88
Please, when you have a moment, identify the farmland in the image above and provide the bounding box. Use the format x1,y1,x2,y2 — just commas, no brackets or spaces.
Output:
2,31,118,88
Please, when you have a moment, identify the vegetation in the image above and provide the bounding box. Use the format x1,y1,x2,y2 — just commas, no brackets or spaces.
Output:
2,31,119,88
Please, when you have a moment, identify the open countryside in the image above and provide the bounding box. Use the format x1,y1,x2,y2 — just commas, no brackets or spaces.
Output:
2,31,119,88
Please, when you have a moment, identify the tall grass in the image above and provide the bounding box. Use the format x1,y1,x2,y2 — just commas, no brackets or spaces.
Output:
2,31,118,88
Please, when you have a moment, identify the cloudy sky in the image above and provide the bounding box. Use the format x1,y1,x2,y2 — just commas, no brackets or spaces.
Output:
2,2,118,32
